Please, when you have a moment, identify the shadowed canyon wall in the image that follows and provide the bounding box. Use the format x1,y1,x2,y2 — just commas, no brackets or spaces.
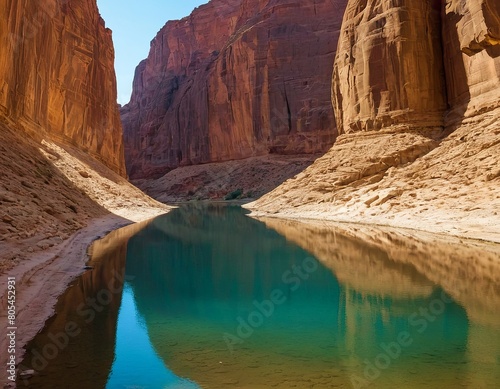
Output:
121,0,347,179
0,0,166,275
0,0,125,175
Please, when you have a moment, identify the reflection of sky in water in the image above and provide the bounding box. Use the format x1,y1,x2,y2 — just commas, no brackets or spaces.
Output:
106,284,200,389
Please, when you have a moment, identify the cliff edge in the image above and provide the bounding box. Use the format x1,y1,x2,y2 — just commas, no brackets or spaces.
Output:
0,0,125,175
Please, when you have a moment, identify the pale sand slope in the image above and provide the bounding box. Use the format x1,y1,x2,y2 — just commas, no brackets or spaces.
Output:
0,121,168,379
246,109,500,243
0,120,169,273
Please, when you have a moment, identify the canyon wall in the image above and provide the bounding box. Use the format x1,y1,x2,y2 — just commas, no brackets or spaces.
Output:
442,0,500,124
0,0,125,175
0,0,169,373
121,0,347,179
247,0,500,241
0,0,168,273
332,0,500,134
332,0,447,133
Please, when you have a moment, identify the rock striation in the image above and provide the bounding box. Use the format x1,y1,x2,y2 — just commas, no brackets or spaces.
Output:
442,0,500,124
0,0,125,175
332,0,447,133
333,0,500,133
332,0,500,134
121,0,347,179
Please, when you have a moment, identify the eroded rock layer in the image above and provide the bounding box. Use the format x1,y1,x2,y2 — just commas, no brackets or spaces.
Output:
0,0,125,175
333,0,500,133
121,0,346,179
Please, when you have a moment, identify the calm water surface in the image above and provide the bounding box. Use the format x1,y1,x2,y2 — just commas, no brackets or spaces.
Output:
18,204,500,388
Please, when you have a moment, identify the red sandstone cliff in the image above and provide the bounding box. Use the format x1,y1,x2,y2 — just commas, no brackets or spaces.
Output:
442,0,500,124
0,0,167,274
121,0,346,179
332,0,447,133
0,3,167,372
0,0,125,175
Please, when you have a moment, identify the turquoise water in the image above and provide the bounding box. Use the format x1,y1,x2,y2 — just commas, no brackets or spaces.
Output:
106,284,199,388
18,204,500,388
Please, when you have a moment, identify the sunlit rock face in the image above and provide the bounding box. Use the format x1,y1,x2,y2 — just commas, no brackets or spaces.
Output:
332,0,500,134
332,0,447,134
121,0,347,179
327,0,500,171
0,0,125,175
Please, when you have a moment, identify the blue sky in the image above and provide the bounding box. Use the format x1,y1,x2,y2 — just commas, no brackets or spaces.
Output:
97,0,209,105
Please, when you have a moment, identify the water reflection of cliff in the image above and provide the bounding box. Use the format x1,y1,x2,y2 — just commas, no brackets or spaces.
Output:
18,205,500,388
259,217,500,387
125,205,349,387
125,205,497,388
259,218,500,327
17,220,152,389
126,204,339,323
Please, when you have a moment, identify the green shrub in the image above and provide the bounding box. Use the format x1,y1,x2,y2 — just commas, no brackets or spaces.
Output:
224,188,243,200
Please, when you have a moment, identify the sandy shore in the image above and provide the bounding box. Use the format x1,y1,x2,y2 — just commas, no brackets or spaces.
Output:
0,209,167,385
246,208,500,244
0,123,172,385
